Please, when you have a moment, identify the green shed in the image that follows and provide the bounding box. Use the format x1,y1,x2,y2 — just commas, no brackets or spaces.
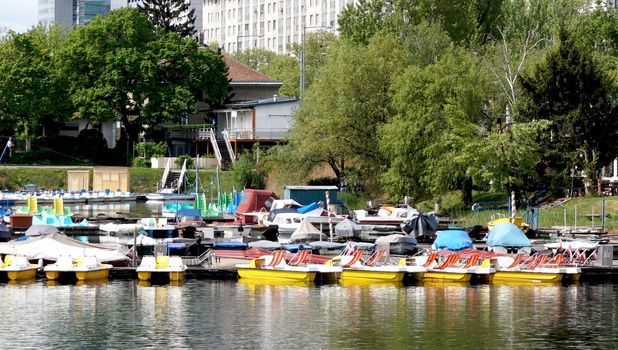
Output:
283,186,338,206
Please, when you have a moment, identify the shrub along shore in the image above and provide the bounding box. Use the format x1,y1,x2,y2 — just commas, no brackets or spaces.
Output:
0,167,240,194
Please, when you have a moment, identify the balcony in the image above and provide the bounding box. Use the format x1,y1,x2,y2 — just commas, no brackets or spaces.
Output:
223,128,289,141
165,125,213,140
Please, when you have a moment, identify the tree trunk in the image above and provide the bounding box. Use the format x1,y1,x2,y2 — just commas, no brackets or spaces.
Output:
25,137,31,152
462,177,473,207
121,114,140,156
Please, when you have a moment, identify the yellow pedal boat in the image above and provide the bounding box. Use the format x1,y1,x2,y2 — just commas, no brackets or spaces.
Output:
236,250,319,282
327,250,407,283
44,256,112,281
0,255,38,281
136,256,187,282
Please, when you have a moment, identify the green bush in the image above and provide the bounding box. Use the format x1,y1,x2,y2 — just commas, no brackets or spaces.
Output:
132,157,151,168
134,141,168,159
175,154,194,168
233,149,266,189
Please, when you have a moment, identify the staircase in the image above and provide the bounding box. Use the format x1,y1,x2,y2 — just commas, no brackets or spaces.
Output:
165,171,181,189
216,137,233,168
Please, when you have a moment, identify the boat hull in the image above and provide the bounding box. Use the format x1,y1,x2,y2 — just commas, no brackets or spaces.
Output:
76,269,109,281
237,268,317,282
7,269,37,281
494,271,563,283
137,271,186,281
339,269,404,282
422,271,472,282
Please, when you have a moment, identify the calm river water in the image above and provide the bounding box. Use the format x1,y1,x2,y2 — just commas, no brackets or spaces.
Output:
0,280,617,349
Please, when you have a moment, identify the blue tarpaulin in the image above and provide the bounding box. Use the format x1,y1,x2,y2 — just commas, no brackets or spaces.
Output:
281,244,312,252
177,208,201,217
487,222,531,247
214,242,248,249
297,202,319,214
433,230,473,251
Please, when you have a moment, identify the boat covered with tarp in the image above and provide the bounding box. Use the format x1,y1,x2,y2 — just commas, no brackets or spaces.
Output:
289,219,327,243
433,230,473,251
335,219,361,238
487,222,531,253
0,233,129,264
375,234,417,255
401,210,438,239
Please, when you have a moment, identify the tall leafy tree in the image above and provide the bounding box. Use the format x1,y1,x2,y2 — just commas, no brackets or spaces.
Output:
0,25,72,151
138,0,196,37
518,28,618,195
287,33,410,193
58,8,228,149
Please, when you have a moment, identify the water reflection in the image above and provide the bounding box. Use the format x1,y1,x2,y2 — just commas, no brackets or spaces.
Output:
0,281,617,349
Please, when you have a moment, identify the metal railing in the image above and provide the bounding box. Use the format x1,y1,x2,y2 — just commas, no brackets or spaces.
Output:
222,128,289,141
223,133,235,163
208,128,223,167
166,126,212,140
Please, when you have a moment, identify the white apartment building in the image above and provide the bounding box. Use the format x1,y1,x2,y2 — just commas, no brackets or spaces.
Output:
203,0,359,54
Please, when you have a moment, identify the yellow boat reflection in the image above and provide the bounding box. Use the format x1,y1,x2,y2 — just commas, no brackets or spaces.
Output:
237,278,315,289
76,278,109,286
7,278,36,286
490,280,563,287
338,280,404,288
419,280,471,288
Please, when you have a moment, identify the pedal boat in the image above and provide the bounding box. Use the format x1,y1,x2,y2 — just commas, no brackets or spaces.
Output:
0,255,38,281
492,255,563,283
136,256,187,281
236,250,318,282
44,256,112,281
328,250,407,283
410,253,477,282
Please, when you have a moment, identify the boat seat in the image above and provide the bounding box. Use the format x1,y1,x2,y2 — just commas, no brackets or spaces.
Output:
288,250,310,266
140,256,156,268
55,255,74,269
342,250,364,268
169,257,185,269
266,250,286,267
435,254,460,270
156,256,170,268
507,254,525,269
422,252,438,268
365,250,386,266
82,256,99,269
462,254,480,269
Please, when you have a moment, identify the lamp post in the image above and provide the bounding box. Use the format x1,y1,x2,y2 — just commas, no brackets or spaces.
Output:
298,25,332,100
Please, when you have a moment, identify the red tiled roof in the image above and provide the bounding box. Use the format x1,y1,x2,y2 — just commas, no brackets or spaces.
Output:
223,55,279,82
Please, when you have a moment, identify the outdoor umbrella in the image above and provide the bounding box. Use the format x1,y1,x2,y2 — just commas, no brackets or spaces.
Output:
402,210,438,238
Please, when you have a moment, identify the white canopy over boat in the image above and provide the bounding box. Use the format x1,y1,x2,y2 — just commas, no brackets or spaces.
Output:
290,219,327,243
0,233,129,263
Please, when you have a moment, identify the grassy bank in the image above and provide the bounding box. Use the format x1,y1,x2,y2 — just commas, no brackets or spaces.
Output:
0,167,241,194
448,196,618,232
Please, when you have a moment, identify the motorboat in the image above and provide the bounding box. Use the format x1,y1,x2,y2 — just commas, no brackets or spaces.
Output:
353,206,415,226
136,255,187,282
0,255,38,281
375,234,417,255
44,255,112,281
263,201,344,239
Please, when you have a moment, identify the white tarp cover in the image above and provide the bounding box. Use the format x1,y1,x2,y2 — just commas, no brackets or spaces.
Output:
0,233,129,262
290,219,327,243
335,219,362,238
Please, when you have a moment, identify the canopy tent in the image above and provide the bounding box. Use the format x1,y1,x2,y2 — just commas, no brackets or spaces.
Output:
402,210,438,238
25,225,60,237
335,219,361,238
0,233,129,263
487,222,531,247
290,219,327,243
433,230,473,251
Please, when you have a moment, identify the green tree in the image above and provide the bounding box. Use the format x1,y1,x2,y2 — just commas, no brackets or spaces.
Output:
0,25,72,151
59,8,228,149
236,30,337,98
287,33,410,194
380,48,492,204
338,0,503,46
138,0,196,36
518,28,618,195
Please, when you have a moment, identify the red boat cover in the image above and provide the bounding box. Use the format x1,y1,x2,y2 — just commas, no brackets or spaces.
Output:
214,248,331,264
235,189,279,224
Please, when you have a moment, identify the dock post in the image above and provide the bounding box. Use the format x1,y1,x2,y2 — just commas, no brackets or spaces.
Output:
601,198,606,231
574,204,577,231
